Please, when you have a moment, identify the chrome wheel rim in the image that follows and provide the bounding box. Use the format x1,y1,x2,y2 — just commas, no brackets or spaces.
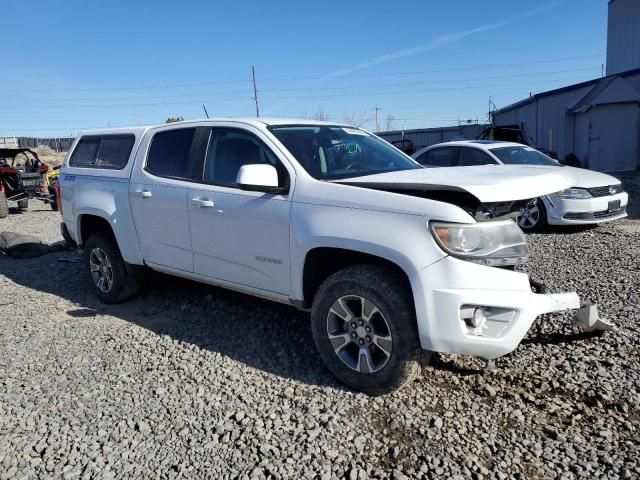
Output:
326,295,392,373
518,204,540,229
89,247,113,293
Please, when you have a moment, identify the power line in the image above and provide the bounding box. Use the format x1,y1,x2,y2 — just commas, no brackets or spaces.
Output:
1,54,604,95
0,75,599,109
0,67,601,106
260,54,605,82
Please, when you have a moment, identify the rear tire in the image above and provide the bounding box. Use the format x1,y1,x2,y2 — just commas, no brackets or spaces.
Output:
311,264,421,395
0,191,7,218
517,197,547,232
49,188,58,211
17,199,28,210
84,233,141,304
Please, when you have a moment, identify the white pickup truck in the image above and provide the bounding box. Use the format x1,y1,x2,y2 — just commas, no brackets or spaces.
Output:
59,118,612,394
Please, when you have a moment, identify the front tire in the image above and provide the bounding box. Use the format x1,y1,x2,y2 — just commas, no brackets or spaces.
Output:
311,264,421,395
85,233,141,304
49,188,58,211
517,197,547,232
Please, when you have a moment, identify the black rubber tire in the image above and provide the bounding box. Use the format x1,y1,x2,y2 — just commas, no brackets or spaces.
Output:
84,232,141,304
0,191,8,218
17,199,28,210
311,264,421,395
518,197,547,233
49,188,58,211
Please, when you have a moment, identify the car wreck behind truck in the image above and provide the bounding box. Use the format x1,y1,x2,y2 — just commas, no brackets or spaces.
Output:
59,119,614,394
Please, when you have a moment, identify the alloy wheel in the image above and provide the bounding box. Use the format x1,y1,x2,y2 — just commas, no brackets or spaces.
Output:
89,247,113,293
326,295,393,373
518,204,540,229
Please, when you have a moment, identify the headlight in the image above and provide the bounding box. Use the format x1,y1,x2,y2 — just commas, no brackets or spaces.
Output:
430,219,528,266
556,187,592,199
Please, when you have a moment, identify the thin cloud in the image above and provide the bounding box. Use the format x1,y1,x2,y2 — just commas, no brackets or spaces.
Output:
265,2,560,116
327,2,560,78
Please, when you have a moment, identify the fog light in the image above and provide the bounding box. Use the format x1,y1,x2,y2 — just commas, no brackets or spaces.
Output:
470,308,486,328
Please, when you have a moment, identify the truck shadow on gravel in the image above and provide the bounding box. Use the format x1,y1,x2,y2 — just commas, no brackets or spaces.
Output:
1,253,351,391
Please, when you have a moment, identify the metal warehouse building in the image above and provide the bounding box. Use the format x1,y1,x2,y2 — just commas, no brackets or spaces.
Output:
492,0,640,171
376,123,488,153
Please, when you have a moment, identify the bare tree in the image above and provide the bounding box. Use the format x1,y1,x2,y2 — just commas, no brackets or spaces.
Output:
384,114,396,132
312,107,328,121
342,111,369,128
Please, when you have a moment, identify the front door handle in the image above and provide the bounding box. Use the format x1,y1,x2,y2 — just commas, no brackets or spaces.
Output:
135,189,152,198
192,197,214,208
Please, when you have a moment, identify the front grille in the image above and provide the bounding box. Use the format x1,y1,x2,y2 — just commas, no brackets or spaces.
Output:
594,207,626,219
564,206,626,221
587,184,623,197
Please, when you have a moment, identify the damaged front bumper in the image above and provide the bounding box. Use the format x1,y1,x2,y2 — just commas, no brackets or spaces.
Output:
410,256,613,360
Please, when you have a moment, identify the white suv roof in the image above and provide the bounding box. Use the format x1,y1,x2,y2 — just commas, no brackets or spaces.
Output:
76,118,346,137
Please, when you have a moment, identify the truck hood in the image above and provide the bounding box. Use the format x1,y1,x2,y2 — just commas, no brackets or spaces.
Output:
335,165,573,203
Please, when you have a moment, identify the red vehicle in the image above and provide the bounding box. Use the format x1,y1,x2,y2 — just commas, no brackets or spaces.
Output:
0,148,49,218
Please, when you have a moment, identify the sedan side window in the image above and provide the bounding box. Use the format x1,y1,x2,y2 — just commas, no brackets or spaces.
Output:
204,128,288,188
458,147,496,166
416,147,457,167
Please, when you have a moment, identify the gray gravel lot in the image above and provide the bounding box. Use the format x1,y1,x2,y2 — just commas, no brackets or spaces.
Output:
1,176,639,479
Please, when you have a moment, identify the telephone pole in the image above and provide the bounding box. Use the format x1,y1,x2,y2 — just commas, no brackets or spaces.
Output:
374,105,381,132
252,65,260,117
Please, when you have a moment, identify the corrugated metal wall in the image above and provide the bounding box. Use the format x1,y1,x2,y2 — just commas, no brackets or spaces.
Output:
377,124,488,151
493,85,595,160
492,71,640,171
0,137,75,151
606,0,640,75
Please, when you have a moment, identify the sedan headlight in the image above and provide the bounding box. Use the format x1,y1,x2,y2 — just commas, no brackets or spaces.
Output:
430,219,528,266
556,187,592,199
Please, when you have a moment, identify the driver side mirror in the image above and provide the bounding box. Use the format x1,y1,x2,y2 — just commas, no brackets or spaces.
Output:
236,164,285,193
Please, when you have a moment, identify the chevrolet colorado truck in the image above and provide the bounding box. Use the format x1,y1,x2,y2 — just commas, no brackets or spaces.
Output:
59,119,612,394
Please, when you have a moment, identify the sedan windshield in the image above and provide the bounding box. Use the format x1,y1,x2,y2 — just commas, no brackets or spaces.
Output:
491,146,560,166
269,125,421,180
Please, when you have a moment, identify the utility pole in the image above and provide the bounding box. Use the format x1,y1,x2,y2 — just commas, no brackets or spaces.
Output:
252,65,260,117
374,105,381,132
487,96,496,123
601,63,604,78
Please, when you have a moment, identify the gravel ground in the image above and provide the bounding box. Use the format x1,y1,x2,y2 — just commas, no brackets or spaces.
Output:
1,176,639,480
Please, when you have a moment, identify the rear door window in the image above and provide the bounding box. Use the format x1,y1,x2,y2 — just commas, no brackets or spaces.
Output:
415,147,457,167
69,135,134,169
458,147,497,166
146,128,196,179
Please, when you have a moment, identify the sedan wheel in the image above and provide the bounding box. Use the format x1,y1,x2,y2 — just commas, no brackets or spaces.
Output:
517,198,547,232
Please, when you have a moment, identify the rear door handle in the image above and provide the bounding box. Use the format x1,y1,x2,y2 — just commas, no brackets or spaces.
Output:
192,197,214,208
135,189,152,198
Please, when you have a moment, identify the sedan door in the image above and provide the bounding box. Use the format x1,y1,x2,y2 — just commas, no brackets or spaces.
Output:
129,127,200,272
188,126,293,296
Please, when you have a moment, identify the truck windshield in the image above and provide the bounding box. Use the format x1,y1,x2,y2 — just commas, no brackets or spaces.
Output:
491,146,561,166
269,125,421,180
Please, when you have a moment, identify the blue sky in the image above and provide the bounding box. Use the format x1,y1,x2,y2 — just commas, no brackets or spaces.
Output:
0,0,608,136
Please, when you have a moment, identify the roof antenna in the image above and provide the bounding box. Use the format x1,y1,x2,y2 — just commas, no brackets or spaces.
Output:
202,104,210,119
